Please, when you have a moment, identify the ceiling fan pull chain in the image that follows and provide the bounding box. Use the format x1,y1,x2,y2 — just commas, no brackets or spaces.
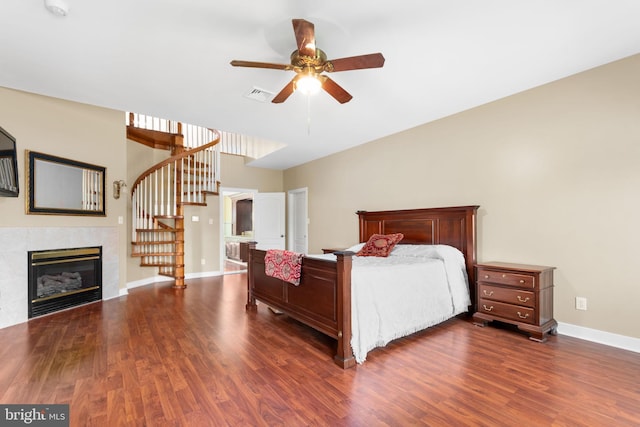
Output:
307,95,312,135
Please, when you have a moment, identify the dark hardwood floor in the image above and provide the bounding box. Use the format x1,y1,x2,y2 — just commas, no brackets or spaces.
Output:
1,273,639,426
223,259,247,274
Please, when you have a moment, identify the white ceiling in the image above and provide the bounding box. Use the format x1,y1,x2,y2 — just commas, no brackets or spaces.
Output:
1,1,639,169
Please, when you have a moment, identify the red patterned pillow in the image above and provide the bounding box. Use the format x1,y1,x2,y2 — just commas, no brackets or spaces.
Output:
357,233,404,257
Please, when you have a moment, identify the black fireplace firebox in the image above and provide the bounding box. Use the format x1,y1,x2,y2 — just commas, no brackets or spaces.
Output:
28,246,102,318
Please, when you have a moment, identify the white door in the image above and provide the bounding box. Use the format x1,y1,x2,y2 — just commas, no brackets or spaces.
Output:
253,192,285,250
288,188,308,254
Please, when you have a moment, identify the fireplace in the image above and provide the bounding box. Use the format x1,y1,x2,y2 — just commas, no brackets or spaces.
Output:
28,246,102,318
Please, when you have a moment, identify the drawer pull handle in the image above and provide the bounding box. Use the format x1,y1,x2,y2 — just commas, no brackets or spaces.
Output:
483,290,494,296
502,274,506,278
484,275,489,279
519,279,525,284
517,312,529,319
517,296,530,303
483,305,494,312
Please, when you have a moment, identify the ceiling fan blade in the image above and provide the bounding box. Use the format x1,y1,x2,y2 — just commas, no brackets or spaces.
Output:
321,76,353,104
292,19,316,57
230,60,293,71
327,53,385,72
272,79,296,103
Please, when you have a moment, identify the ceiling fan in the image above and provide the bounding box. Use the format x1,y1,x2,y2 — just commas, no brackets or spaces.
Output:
230,19,385,104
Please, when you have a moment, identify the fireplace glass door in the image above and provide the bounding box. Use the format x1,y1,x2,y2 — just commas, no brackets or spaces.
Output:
28,247,102,318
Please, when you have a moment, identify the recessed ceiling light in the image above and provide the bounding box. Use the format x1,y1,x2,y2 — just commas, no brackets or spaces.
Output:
44,0,70,17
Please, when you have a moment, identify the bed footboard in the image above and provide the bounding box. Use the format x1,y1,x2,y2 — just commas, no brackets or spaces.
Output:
246,243,355,369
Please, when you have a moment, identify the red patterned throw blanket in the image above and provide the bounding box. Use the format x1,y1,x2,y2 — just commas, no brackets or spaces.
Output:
264,249,303,286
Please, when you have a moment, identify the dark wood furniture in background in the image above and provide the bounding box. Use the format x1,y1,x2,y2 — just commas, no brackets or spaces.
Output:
321,248,341,254
239,241,252,263
236,199,253,235
473,262,557,342
246,205,479,368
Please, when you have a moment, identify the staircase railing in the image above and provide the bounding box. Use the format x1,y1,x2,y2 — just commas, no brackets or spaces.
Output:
129,116,221,288
131,140,220,228
127,112,286,158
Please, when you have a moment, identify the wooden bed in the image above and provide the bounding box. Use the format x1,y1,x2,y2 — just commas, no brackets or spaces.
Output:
245,205,479,368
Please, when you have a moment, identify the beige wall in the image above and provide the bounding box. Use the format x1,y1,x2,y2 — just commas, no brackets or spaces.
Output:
0,86,128,290
284,54,640,339
224,154,283,192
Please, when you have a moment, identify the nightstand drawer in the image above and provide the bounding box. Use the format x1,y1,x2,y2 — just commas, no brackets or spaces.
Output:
477,268,535,289
478,284,535,308
478,299,536,324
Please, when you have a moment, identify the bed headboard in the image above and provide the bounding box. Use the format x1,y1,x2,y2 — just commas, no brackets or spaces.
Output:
357,206,479,306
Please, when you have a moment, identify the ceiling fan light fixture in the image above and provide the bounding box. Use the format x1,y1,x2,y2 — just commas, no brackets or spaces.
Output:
231,19,383,104
44,0,70,16
294,74,322,95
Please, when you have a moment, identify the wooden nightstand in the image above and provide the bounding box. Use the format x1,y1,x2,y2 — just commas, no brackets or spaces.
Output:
473,262,558,342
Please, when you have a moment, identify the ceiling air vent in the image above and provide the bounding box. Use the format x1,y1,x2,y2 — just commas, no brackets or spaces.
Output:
244,87,274,103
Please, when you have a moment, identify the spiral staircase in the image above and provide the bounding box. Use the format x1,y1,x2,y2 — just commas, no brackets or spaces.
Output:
126,113,221,289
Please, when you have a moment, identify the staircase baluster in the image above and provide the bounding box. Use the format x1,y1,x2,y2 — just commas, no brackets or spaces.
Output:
153,170,157,217
173,160,177,217
204,149,210,193
180,157,185,204
187,155,192,203
144,177,149,230
166,163,171,215
198,151,202,195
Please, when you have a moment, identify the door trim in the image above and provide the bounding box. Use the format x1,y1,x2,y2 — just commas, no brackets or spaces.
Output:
287,187,308,254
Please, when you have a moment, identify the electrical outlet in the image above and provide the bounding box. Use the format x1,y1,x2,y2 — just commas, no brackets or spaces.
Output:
575,297,587,311
201,258,206,265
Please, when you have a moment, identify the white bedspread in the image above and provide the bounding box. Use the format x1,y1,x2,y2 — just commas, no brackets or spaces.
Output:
308,244,470,363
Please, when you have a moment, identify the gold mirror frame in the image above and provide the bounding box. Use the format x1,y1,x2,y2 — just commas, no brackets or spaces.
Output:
26,150,106,216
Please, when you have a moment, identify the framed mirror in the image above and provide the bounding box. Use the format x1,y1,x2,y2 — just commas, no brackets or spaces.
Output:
26,150,106,216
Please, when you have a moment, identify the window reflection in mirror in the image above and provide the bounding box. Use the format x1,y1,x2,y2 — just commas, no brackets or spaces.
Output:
26,150,105,216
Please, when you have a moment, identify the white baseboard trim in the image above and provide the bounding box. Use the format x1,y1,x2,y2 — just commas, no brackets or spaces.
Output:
126,275,174,290
558,322,640,353
126,271,223,290
185,271,223,279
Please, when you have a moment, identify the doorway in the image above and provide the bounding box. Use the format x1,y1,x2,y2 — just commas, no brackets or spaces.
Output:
220,187,256,274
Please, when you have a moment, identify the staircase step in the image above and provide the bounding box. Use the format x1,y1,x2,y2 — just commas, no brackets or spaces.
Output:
126,126,176,150
132,252,178,257
140,262,176,267
135,228,180,233
132,241,179,246
182,202,207,206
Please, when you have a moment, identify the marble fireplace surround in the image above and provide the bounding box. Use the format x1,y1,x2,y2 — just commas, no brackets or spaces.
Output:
0,227,120,329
